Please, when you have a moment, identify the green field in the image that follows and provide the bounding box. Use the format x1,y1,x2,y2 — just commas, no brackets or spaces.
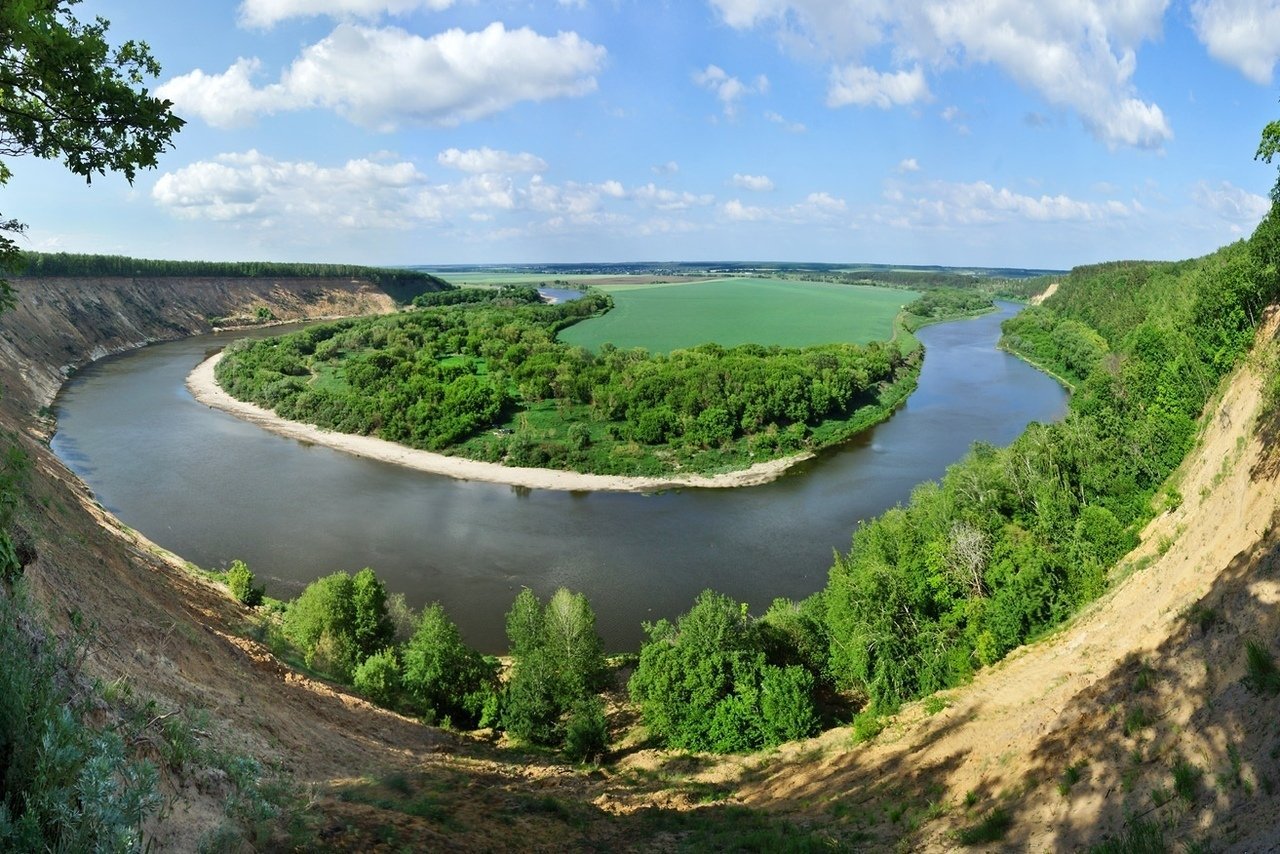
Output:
557,278,917,353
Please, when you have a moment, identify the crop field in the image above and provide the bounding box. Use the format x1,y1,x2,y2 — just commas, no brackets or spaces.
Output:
428,272,719,287
557,277,917,353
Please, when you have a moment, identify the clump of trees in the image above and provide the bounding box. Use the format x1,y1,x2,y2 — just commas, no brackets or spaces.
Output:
215,288,910,475
629,591,820,753
903,288,994,320
257,565,616,755
503,588,607,760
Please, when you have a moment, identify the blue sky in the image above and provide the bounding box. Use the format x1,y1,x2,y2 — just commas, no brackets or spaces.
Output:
10,0,1280,268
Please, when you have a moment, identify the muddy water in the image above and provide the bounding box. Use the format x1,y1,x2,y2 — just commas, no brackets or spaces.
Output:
52,303,1066,651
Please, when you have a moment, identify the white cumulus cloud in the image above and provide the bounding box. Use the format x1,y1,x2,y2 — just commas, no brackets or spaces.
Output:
693,64,769,117
732,173,775,191
827,65,928,109
437,147,548,174
634,183,716,210
886,179,1135,227
722,199,770,221
159,23,606,130
152,150,431,227
238,0,454,28
708,0,1174,149
1191,0,1280,83
1192,180,1272,227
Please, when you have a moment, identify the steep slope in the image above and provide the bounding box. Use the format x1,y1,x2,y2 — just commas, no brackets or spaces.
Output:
663,309,1280,850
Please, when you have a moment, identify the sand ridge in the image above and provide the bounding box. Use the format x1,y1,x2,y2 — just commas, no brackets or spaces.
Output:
186,351,812,493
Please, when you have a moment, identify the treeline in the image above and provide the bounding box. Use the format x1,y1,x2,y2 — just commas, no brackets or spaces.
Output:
227,559,823,757
820,220,1279,713
216,289,909,473
14,251,447,293
903,288,994,319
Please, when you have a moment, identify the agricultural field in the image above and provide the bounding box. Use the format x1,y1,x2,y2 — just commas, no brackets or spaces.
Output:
557,278,917,353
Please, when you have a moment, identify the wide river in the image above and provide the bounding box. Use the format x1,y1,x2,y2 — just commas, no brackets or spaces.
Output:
52,302,1066,651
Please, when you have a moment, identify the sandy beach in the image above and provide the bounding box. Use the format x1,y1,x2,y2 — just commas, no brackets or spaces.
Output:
186,352,812,493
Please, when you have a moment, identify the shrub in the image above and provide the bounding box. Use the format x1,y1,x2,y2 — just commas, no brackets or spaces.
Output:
226,559,263,607
353,648,402,708
563,697,608,763
0,590,160,850
401,604,496,727
282,568,393,681
629,590,820,753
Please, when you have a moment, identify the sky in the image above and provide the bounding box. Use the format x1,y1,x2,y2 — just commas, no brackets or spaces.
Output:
9,0,1280,269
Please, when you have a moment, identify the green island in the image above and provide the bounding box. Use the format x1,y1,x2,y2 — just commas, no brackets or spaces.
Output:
213,279,986,479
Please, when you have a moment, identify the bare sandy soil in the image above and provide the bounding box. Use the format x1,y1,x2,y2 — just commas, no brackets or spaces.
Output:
187,351,811,493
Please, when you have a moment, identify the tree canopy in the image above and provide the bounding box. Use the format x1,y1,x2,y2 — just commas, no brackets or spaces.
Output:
0,0,183,306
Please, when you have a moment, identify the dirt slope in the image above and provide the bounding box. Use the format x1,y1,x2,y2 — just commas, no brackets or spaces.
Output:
4,279,1280,850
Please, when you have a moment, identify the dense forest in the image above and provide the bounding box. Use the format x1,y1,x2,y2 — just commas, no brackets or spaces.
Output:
13,251,446,299
817,213,1280,715
215,285,916,475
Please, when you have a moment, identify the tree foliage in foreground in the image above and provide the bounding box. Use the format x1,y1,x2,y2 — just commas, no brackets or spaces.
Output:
503,588,607,752
0,0,182,308
629,590,820,753
823,228,1280,712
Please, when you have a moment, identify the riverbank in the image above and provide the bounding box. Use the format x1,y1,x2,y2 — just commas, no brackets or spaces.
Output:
187,352,814,493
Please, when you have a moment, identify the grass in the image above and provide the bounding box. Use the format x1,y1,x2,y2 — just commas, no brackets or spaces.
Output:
558,278,917,354
1058,761,1086,795
1088,816,1166,853
1172,756,1201,804
1243,639,1280,695
1124,705,1155,736
954,807,1012,845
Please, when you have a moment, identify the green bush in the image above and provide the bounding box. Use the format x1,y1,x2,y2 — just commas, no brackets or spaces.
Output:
563,697,607,763
401,604,496,727
0,590,159,850
629,590,820,753
282,568,394,681
226,559,263,607
353,648,402,708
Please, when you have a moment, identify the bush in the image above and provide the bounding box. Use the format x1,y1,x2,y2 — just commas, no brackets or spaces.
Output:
0,590,159,850
353,648,402,708
226,559,263,607
282,568,394,681
563,697,607,763
629,590,820,753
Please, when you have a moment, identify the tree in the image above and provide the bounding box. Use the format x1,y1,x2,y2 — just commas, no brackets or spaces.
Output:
502,588,607,748
0,0,183,307
401,603,496,727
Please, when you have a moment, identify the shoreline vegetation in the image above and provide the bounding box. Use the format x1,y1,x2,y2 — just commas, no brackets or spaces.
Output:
207,282,942,490
187,351,814,492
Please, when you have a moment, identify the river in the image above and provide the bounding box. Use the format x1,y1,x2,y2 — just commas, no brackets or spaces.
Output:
51,302,1066,651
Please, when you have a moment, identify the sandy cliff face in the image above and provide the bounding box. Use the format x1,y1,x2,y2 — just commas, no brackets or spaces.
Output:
0,275,399,416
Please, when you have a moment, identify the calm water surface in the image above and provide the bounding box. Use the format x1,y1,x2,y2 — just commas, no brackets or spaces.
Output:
52,303,1066,650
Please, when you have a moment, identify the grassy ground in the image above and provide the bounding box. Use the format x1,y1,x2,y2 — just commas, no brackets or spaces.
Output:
558,278,917,353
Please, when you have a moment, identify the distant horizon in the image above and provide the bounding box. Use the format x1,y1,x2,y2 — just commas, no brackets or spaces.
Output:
12,0,1278,270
